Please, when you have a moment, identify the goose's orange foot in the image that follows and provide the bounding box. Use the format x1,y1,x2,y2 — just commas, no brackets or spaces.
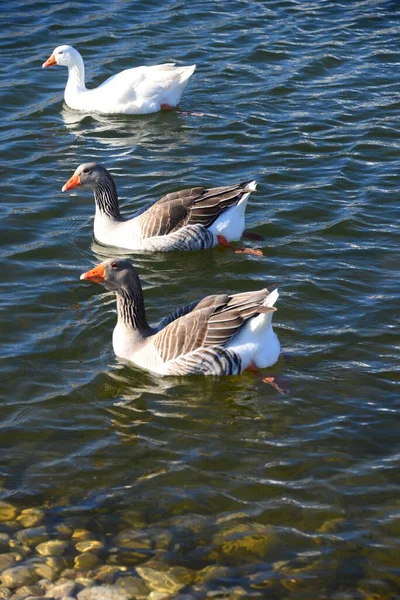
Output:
262,376,287,394
243,231,265,241
246,362,288,394
234,247,263,256
161,103,174,110
217,235,263,256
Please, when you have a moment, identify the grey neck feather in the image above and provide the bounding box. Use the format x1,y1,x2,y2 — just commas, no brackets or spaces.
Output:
93,175,121,219
116,281,150,332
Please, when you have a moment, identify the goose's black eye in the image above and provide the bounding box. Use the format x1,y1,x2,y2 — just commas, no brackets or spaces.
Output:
82,169,89,174
111,262,119,269
58,51,64,55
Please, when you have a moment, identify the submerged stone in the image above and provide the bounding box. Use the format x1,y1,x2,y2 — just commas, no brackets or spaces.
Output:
16,510,45,529
72,530,94,542
16,528,50,548
206,586,248,598
44,580,76,598
147,593,173,600
195,565,232,584
77,584,131,600
59,569,76,579
75,540,104,554
121,509,147,529
114,574,150,598
136,565,194,594
36,541,67,557
93,565,126,584
0,586,11,599
1,566,37,588
54,524,72,538
75,577,95,588
247,569,275,591
0,503,18,524
317,518,345,535
9,584,43,599
74,552,101,570
149,530,173,551
210,523,276,562
0,554,15,572
0,535,10,554
113,529,152,550
44,557,67,574
34,563,57,582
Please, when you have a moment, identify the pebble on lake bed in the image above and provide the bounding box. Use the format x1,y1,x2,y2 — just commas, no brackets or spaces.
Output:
44,556,67,575
36,541,67,558
113,574,150,598
44,579,76,598
34,562,57,581
147,592,174,600
1,565,37,588
0,503,18,524
74,552,101,570
54,524,73,537
209,523,277,563
195,565,232,584
77,584,132,600
75,540,104,554
72,530,95,542
135,565,194,594
33,567,55,585
0,587,11,600
9,583,43,599
112,529,152,550
0,535,10,554
0,554,15,572
93,565,126,584
15,528,50,548
16,509,45,529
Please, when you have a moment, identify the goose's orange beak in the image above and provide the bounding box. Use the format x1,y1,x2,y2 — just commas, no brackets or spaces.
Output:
62,173,80,192
80,264,106,283
42,53,57,68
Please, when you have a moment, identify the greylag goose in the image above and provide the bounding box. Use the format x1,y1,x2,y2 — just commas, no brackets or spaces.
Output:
80,259,281,379
42,45,195,115
62,163,262,254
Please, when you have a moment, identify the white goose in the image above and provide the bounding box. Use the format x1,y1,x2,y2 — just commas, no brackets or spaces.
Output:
42,45,196,115
80,259,281,382
62,163,262,254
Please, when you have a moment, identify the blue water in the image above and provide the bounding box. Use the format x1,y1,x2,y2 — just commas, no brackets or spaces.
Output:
0,1,399,598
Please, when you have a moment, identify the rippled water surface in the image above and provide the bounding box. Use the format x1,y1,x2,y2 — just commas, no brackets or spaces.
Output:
0,0,399,598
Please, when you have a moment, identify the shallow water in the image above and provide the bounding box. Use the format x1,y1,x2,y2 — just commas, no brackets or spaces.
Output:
0,0,399,598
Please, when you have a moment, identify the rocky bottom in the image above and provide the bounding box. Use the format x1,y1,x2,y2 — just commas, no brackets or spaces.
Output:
0,500,398,600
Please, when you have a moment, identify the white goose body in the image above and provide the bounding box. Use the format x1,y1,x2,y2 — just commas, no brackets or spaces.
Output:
43,45,195,115
80,260,281,378
63,163,258,253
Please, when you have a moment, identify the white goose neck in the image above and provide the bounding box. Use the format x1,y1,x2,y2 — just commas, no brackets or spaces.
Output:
66,53,86,91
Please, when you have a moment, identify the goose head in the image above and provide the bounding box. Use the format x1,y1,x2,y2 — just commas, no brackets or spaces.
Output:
42,44,81,68
80,259,139,292
61,162,109,192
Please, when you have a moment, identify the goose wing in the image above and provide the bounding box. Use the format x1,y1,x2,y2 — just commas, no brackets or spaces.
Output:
97,64,177,96
136,182,253,239
153,288,274,363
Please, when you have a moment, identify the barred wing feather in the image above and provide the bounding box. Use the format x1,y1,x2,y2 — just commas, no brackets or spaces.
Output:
153,289,275,364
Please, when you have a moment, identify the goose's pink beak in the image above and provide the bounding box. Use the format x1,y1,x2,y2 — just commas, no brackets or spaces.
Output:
80,264,106,283
42,53,57,68
62,173,80,192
